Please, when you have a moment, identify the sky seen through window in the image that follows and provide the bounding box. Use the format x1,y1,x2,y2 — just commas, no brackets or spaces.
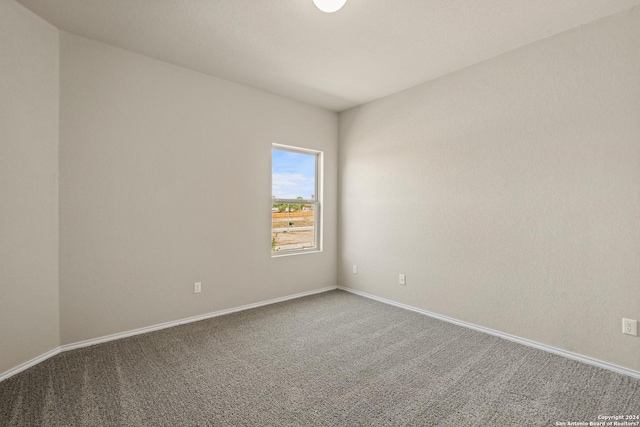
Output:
272,149,316,200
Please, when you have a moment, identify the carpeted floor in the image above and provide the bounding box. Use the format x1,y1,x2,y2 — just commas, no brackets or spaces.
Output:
1,290,639,426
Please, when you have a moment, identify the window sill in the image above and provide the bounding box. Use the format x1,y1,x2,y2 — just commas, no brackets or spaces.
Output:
271,249,322,258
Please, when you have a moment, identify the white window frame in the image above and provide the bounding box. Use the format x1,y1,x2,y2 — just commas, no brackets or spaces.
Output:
271,143,322,257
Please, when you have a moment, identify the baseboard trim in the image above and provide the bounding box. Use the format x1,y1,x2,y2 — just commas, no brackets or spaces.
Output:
0,347,61,383
1,286,337,382
61,286,338,352
337,286,640,380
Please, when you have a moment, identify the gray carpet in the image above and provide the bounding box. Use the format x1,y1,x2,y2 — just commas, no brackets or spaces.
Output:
1,290,639,426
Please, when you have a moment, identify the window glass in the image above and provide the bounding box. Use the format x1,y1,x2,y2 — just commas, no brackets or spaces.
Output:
271,204,316,252
272,149,316,200
271,146,321,255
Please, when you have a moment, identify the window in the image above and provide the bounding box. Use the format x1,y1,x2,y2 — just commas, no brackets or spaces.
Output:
271,144,321,255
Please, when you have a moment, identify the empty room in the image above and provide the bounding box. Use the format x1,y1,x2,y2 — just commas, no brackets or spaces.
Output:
1,0,639,425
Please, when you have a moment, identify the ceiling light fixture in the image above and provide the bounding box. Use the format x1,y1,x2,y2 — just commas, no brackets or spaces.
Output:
313,0,347,13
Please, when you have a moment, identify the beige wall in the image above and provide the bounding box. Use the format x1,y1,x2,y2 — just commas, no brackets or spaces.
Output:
0,0,60,374
59,33,338,345
3,0,638,378
339,7,640,371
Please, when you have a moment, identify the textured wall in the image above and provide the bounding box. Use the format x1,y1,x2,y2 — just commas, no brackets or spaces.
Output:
339,7,640,371
0,0,60,374
59,33,338,344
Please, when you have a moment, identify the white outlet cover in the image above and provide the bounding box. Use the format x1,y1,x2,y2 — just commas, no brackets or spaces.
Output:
399,274,406,285
194,282,202,293
622,318,638,336
353,265,358,274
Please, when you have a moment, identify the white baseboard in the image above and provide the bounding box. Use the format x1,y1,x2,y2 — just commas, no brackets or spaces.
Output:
61,286,337,352
1,286,337,382
0,347,61,383
7,285,635,382
338,286,640,380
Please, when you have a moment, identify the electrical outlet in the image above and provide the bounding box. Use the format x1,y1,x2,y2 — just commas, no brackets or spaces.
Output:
399,274,406,286
353,265,358,274
622,318,638,336
194,282,202,294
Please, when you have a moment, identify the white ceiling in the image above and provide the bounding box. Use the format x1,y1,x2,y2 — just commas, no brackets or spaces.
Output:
16,0,640,112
